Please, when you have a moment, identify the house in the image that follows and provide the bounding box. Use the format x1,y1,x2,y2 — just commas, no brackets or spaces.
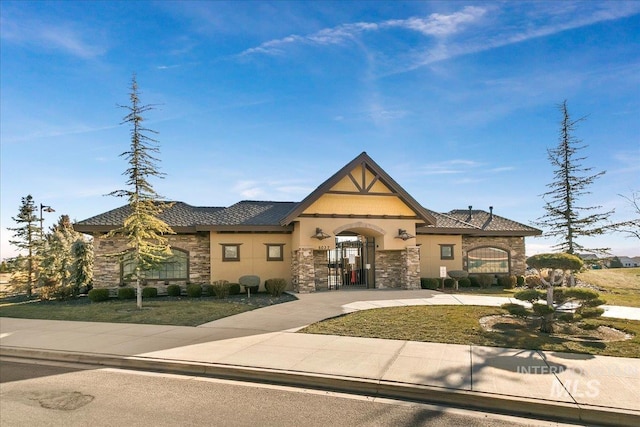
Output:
74,152,541,292
618,256,640,268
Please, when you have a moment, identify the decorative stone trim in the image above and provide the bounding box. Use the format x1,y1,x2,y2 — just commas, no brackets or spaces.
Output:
292,247,315,293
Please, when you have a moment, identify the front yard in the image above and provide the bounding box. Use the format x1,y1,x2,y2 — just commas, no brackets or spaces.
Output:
300,305,640,358
0,293,296,327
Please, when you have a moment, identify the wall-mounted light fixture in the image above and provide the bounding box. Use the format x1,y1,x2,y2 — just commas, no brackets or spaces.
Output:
396,228,414,241
311,227,331,240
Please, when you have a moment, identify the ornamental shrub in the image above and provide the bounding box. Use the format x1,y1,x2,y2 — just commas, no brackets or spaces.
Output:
478,274,494,288
167,284,181,297
501,303,529,318
88,288,110,302
201,284,214,297
498,275,517,289
239,275,260,293
142,287,157,298
212,280,230,299
468,276,480,287
228,283,241,295
443,278,455,288
186,283,202,298
265,278,287,297
515,289,543,304
420,278,439,289
118,287,136,300
458,277,471,288
516,275,525,287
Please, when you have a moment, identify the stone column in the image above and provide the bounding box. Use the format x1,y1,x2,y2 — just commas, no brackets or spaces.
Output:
292,247,316,293
402,246,421,290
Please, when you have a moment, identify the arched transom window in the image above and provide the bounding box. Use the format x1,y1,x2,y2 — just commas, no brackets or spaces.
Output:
467,247,509,274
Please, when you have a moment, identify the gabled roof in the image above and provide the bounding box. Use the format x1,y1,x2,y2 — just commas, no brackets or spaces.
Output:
418,208,541,236
279,152,437,226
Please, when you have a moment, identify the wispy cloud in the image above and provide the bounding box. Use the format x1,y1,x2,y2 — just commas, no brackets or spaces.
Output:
1,14,106,58
240,6,485,56
239,2,640,75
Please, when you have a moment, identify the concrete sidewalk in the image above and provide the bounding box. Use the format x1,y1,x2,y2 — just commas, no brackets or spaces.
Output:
1,291,640,426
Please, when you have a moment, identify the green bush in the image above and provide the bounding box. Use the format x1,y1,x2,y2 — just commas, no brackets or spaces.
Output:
186,283,203,298
498,275,517,289
515,289,543,304
516,275,525,287
202,284,214,297
228,283,241,295
142,287,157,298
577,307,605,319
265,278,287,297
167,284,181,297
118,287,136,300
420,278,439,289
443,278,455,288
501,303,529,318
478,274,494,288
239,275,260,293
532,303,555,316
468,276,480,287
212,280,230,299
88,288,110,302
458,277,471,288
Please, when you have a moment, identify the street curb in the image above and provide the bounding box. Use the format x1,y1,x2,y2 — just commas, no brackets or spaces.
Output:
2,346,638,427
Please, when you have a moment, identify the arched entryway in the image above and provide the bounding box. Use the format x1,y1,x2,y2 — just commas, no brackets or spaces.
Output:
327,234,376,289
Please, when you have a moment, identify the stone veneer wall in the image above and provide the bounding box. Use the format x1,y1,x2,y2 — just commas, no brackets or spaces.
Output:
461,236,527,276
292,247,315,293
375,250,403,288
92,232,210,288
401,246,421,290
313,250,329,291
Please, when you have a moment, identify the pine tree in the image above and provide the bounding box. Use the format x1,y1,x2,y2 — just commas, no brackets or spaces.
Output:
534,101,613,254
8,195,40,296
39,215,89,299
106,74,174,309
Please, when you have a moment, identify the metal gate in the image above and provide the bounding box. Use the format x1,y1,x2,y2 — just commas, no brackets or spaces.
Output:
327,238,375,289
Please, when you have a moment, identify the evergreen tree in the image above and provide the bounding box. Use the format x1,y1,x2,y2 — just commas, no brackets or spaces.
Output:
8,195,40,296
39,215,89,299
106,74,174,309
71,238,94,293
534,101,613,254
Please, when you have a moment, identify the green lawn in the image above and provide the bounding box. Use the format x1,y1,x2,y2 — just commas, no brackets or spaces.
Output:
437,286,517,297
300,305,640,358
0,294,295,327
577,267,640,307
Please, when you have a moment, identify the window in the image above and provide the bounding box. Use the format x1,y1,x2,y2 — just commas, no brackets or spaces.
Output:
121,248,188,282
467,247,509,274
266,244,284,261
222,244,240,262
440,244,454,260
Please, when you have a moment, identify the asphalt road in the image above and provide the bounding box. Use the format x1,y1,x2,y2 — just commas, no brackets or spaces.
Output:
1,360,570,427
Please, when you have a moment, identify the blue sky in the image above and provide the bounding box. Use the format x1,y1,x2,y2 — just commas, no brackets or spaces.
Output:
1,1,639,260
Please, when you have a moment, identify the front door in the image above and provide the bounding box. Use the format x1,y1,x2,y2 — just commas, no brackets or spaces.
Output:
327,236,375,289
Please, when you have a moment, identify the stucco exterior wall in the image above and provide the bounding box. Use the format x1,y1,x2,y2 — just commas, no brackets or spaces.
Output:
210,232,292,290
416,234,464,278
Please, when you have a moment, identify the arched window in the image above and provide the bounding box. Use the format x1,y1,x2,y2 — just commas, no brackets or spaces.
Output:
121,248,189,282
467,247,509,274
